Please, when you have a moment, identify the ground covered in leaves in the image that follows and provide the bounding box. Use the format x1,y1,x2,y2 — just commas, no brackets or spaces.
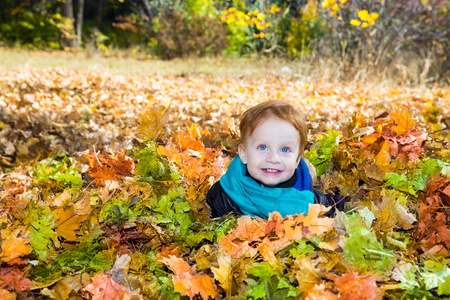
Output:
1,68,450,299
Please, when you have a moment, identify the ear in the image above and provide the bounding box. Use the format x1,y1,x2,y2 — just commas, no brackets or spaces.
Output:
238,144,248,164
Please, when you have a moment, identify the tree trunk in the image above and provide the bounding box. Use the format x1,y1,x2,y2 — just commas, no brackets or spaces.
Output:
75,0,84,47
60,0,76,47
97,0,104,31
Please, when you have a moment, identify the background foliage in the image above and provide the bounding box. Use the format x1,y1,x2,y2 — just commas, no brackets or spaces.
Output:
0,0,449,83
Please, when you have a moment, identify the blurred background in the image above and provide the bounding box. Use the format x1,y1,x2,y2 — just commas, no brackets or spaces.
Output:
0,0,449,84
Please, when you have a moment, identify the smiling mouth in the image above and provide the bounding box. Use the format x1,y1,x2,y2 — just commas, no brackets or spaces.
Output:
262,168,282,173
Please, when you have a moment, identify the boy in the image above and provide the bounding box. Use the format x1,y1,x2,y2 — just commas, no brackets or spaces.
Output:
206,100,331,219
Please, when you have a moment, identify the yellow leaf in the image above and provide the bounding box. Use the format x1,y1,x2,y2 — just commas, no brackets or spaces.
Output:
375,139,391,168
136,106,169,142
211,254,233,296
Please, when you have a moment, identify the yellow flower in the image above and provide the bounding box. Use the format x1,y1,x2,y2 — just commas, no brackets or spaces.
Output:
358,10,369,21
339,0,347,3
256,23,265,30
265,22,271,28
361,22,369,28
332,4,340,11
228,7,237,13
322,0,336,9
253,32,260,38
350,19,361,26
257,13,266,20
370,12,380,21
259,32,265,38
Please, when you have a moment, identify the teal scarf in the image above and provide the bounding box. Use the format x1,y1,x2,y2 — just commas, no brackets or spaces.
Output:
220,156,314,219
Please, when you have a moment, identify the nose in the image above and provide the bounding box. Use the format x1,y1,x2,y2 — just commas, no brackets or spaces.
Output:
266,150,281,163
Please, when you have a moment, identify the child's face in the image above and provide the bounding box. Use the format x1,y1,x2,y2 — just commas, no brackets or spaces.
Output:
238,116,301,186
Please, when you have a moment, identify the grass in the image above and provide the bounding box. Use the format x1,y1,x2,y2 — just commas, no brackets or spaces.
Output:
0,47,448,88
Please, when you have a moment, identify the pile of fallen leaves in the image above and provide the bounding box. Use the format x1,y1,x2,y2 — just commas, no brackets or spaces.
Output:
1,68,450,299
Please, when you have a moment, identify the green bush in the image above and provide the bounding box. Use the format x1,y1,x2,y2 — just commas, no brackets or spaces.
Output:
156,9,229,59
285,2,325,57
0,6,73,49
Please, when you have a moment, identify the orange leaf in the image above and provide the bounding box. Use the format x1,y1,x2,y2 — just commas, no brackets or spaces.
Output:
0,266,31,292
306,283,338,300
334,272,380,300
84,273,133,300
390,110,415,135
55,207,89,241
374,139,391,169
159,255,192,276
0,289,16,300
0,228,31,263
295,204,334,236
160,255,216,300
87,151,134,186
173,274,216,300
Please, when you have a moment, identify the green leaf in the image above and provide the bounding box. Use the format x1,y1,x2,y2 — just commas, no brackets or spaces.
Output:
341,213,394,274
28,205,58,261
245,262,300,300
305,129,340,176
89,250,113,272
289,240,315,259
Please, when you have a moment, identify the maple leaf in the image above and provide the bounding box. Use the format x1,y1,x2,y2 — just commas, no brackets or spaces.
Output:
295,204,334,236
218,215,267,258
340,211,395,274
27,205,58,260
160,255,216,300
40,274,89,300
55,206,89,241
375,139,391,169
84,273,134,300
0,266,31,292
86,151,134,186
0,228,31,263
136,106,169,142
334,272,380,300
211,253,233,296
390,110,416,135
305,129,340,176
305,283,338,300
0,168,31,199
0,289,16,300
293,256,322,292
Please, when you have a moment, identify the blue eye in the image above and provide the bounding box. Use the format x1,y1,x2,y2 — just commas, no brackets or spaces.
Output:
281,147,290,153
258,145,267,150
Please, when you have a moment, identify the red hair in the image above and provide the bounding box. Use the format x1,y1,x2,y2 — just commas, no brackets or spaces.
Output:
238,100,308,158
